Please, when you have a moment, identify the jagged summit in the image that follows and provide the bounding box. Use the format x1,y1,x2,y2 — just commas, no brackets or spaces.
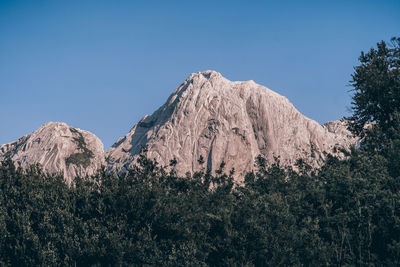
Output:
178,70,277,96
106,71,356,179
186,70,224,81
0,122,105,183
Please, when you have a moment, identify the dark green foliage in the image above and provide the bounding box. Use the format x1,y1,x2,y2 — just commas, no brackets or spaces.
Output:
65,127,94,168
0,158,75,266
348,37,400,137
65,151,93,168
1,145,399,266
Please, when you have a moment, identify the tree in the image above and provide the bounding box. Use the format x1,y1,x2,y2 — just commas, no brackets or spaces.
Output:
348,36,400,137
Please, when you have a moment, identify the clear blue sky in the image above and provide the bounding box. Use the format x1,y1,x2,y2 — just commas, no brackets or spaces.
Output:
1,0,399,149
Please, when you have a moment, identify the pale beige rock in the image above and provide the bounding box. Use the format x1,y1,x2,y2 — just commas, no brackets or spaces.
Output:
106,70,357,180
0,122,105,184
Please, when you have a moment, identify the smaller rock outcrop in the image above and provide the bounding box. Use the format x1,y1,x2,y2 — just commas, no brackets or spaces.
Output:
0,122,105,183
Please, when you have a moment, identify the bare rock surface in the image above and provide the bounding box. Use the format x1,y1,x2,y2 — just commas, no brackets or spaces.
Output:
106,70,357,180
0,122,105,183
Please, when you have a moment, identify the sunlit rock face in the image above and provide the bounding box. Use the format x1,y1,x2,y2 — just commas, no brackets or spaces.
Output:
106,70,356,180
0,122,105,184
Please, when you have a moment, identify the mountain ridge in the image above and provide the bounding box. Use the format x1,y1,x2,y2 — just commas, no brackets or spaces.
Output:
0,71,357,181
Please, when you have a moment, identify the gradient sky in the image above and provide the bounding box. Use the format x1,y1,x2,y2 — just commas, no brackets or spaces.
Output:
1,0,399,149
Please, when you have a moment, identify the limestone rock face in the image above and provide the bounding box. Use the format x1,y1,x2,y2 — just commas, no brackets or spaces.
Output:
0,122,105,183
106,70,356,179
323,120,354,138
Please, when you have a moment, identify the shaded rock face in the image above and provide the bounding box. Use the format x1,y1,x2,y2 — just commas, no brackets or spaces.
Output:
0,122,105,183
106,70,356,179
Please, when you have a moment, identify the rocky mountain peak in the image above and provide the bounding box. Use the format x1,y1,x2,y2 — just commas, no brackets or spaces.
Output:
0,122,105,184
106,71,357,180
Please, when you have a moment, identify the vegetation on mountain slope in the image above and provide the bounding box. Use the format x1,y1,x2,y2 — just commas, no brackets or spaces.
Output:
65,127,94,168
